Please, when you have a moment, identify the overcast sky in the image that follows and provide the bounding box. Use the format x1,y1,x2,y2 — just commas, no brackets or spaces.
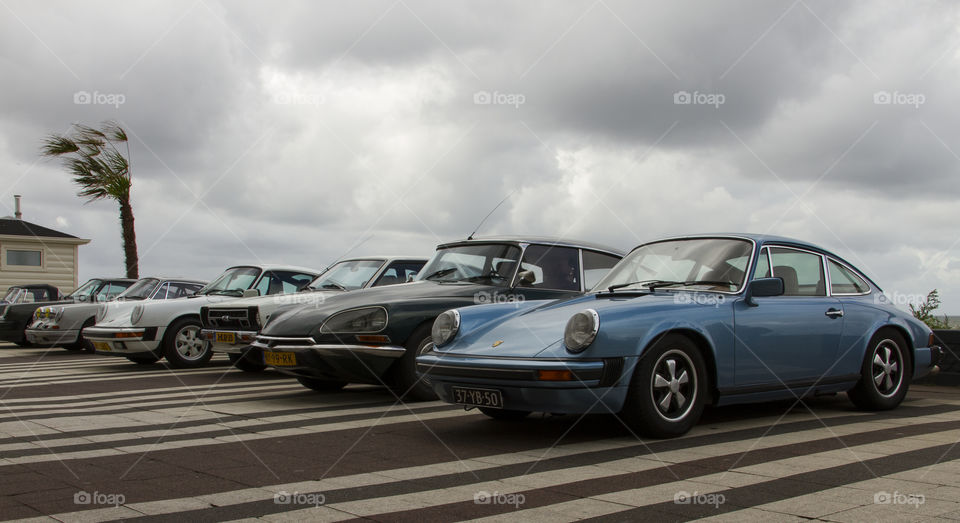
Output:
2,0,959,312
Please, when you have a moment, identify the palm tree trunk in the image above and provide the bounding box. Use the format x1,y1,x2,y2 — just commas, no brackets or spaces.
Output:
119,197,139,278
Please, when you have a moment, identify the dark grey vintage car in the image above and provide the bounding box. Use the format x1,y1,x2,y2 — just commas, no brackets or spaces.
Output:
253,237,624,399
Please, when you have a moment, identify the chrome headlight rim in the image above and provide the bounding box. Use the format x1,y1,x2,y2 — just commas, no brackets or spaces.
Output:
564,308,600,353
318,306,388,334
431,309,461,347
130,304,144,325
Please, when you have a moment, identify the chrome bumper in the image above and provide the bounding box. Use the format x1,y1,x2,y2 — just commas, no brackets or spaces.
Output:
251,335,406,358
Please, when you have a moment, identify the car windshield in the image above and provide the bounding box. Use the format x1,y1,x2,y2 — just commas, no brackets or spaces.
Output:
67,279,103,300
117,278,160,300
417,243,522,284
595,238,754,292
0,287,23,303
199,267,262,296
307,259,385,291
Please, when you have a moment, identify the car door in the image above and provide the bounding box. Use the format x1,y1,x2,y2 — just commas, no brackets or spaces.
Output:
733,246,844,387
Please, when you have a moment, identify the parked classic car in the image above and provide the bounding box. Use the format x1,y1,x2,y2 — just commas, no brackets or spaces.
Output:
0,278,135,346
26,277,207,351
200,256,427,371
253,237,624,398
417,234,945,438
83,265,319,367
1,284,62,304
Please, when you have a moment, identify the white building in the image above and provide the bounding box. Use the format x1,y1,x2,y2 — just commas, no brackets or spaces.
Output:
0,196,90,295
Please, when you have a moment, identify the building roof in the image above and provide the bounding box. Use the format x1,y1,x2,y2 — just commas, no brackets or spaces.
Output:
0,218,80,239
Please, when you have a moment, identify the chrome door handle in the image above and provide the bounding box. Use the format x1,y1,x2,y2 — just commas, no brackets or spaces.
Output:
825,308,844,318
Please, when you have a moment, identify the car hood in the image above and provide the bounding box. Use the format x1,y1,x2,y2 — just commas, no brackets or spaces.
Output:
205,290,342,311
96,294,232,327
436,291,704,358
263,280,504,337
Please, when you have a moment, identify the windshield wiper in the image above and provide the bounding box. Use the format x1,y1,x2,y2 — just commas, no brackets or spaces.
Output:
646,280,736,290
606,280,668,292
462,271,508,283
319,282,347,291
207,289,244,296
424,267,457,280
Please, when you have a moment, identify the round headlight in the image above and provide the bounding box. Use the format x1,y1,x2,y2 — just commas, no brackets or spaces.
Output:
431,309,460,347
130,305,144,325
564,309,599,353
319,307,387,333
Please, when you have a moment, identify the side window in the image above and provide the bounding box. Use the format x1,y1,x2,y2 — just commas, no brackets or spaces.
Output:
374,262,425,287
179,283,204,297
257,271,313,295
753,248,771,279
582,251,621,290
517,245,581,291
769,248,826,297
96,283,125,301
152,283,170,299
829,260,869,294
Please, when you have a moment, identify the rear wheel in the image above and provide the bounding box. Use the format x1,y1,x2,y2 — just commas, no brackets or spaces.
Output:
229,352,266,372
296,376,347,391
848,330,910,410
162,318,212,368
621,334,707,438
478,407,530,421
389,324,437,401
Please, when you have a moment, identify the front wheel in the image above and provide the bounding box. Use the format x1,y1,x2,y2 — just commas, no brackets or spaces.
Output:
620,334,707,438
389,324,437,401
162,318,212,368
228,352,266,372
848,330,910,410
296,376,347,391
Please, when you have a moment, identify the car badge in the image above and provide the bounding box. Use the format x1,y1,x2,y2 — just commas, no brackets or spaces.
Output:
492,340,503,348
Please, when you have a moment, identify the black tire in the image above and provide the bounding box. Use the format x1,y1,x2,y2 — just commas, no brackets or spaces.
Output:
389,324,437,401
296,376,347,391
848,330,911,410
126,354,160,365
66,318,96,353
14,340,33,348
620,334,707,438
478,407,530,421
162,317,212,368
229,352,266,372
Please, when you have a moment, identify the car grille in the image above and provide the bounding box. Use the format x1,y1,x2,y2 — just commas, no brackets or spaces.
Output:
203,307,260,331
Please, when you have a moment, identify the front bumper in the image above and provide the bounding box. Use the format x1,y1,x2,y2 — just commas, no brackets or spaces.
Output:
83,326,160,356
25,327,80,346
200,329,259,354
251,335,405,381
416,351,630,414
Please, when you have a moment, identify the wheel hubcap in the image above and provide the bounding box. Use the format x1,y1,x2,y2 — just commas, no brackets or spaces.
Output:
871,340,902,397
175,326,207,360
651,349,697,422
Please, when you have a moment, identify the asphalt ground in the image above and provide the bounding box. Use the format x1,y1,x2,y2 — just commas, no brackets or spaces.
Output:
1,343,959,522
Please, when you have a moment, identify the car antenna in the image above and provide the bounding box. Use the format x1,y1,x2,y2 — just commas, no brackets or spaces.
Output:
467,190,514,240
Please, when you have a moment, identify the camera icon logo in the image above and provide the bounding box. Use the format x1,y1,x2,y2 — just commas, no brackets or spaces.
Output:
474,491,491,504
473,91,492,105
274,490,292,504
74,491,92,504
673,91,692,104
73,91,92,104
873,91,892,104
874,491,892,504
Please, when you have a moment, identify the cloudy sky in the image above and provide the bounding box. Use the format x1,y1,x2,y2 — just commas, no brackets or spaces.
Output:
1,0,959,312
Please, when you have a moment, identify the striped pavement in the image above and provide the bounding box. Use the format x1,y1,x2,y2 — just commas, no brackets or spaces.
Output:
0,343,959,521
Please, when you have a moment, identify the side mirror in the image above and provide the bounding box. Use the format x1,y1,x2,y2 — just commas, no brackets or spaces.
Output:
744,277,784,307
516,270,536,286
242,289,260,298
79,295,90,303
407,275,416,283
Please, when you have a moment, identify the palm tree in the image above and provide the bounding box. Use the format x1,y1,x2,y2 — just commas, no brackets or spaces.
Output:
41,121,139,278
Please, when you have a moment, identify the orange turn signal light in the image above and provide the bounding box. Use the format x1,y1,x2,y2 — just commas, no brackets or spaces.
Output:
536,370,575,381
114,332,144,339
355,335,391,343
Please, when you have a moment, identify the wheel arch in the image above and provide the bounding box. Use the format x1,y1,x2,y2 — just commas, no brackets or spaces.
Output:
635,325,720,405
871,323,915,371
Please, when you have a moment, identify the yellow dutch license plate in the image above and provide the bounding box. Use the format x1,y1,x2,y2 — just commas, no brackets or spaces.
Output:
94,341,112,352
215,332,236,344
264,351,297,366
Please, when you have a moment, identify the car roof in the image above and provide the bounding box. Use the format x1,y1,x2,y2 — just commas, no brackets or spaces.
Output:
225,264,321,274
436,236,625,257
140,277,209,284
337,256,429,262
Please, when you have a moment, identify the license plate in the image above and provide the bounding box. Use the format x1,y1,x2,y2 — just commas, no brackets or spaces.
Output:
264,351,297,366
451,386,503,409
215,332,236,344
94,341,112,352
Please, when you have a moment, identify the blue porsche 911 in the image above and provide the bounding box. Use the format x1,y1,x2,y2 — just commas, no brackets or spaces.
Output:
417,234,945,438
